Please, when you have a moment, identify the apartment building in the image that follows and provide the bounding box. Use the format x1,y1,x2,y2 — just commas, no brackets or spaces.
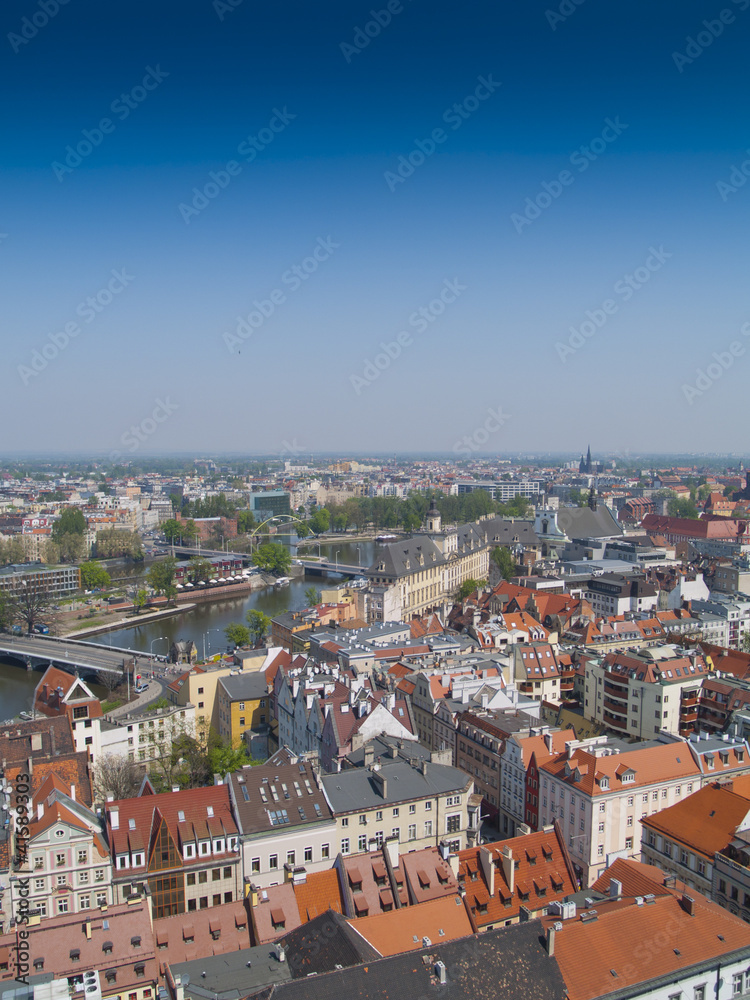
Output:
321,757,479,856
227,759,337,890
499,727,577,836
583,646,710,739
11,774,112,925
537,737,704,886
106,784,241,918
216,671,270,747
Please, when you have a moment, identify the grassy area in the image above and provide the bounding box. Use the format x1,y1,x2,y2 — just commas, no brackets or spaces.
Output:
101,699,122,713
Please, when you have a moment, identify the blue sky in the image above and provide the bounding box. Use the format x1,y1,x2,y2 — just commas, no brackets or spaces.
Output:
2,0,749,457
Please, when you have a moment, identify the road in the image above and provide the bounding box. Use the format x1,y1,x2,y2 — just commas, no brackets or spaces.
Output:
0,633,151,675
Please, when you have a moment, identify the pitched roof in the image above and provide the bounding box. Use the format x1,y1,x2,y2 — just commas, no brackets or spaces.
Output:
293,868,346,921
348,895,473,957
548,889,750,1000
641,782,750,858
590,857,674,898
540,741,700,796
280,909,380,977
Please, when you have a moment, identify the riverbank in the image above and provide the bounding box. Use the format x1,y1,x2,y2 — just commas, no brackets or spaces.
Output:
64,603,196,638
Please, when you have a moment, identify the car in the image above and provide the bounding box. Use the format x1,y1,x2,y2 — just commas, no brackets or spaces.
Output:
34,625,49,634
135,683,149,694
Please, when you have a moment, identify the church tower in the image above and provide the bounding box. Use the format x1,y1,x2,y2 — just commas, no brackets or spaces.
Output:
426,499,441,533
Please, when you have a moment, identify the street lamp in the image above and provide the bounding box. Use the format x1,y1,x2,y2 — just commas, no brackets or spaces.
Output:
150,636,167,658
203,628,222,662
335,550,340,570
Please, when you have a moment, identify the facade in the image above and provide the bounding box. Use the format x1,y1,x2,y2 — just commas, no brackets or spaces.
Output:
500,727,577,837
321,758,479,857
216,672,270,747
106,784,241,918
537,737,703,886
227,759,337,890
0,562,80,595
582,573,658,616
11,775,112,925
249,490,291,521
583,647,710,739
33,667,104,760
99,702,196,766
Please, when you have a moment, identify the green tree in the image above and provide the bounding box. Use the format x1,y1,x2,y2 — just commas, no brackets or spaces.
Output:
57,532,86,563
188,557,214,584
224,623,251,647
79,560,111,591
667,496,699,519
491,546,516,581
294,520,311,538
148,556,177,597
245,609,271,647
236,510,257,534
52,508,86,540
304,586,322,607
162,518,183,543
252,543,292,575
133,589,148,613
455,578,485,601
308,507,330,534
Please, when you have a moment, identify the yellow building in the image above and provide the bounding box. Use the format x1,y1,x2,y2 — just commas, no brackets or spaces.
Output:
216,672,270,747
166,662,238,731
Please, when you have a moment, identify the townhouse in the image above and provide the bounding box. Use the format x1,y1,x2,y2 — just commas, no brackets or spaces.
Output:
500,726,577,836
321,757,479,856
227,758,337,890
216,671,270,748
105,784,241,918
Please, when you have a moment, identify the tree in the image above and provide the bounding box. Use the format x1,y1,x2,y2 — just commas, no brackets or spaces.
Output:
455,578,485,601
9,584,58,634
491,546,516,581
188,557,214,584
148,556,177,597
132,589,148,613
236,510,257,534
667,496,699,519
308,507,330,534
57,532,86,563
224,623,251,648
95,529,143,560
246,609,271,647
252,543,292,575
162,518,182,543
304,586,322,607
96,666,125,694
294,520,311,538
52,508,86,540
80,561,111,591
92,754,144,803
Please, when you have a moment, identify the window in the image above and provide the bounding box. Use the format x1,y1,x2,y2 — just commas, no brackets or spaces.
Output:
286,851,295,866
733,974,744,997
95,869,104,881
341,839,350,855
251,858,260,874
625,837,633,850
199,871,208,884
57,897,69,914
77,850,87,864
212,868,221,881
393,807,399,818
79,870,89,884
342,817,349,827
409,804,416,814
96,892,107,906
321,843,330,859
359,814,367,825
598,822,605,833
597,845,604,857
627,816,633,827
599,803,606,813
56,852,66,867
446,814,461,834
269,855,278,870
304,846,312,863
79,895,90,909
187,873,196,886
424,821,433,838
358,835,367,852
34,878,44,891
697,858,706,876
425,801,432,811
408,824,417,841
694,987,706,1000
627,797,634,807
57,874,68,887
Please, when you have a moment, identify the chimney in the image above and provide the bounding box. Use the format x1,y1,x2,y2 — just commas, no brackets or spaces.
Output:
70,784,76,802
609,877,622,899
479,846,495,897
681,894,696,916
384,836,399,870
37,802,44,821
544,732,553,752
501,845,514,895
110,807,119,830
435,961,447,985
546,924,556,956
31,733,42,752
84,920,92,940
364,744,375,767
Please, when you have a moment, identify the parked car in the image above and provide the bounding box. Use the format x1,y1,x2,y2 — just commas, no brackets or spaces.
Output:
34,625,49,634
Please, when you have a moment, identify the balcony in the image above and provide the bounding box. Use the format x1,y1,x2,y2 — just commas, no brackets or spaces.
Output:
603,698,627,717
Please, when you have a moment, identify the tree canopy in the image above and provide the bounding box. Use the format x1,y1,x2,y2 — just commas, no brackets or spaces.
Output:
79,560,111,591
252,543,291,575
245,609,271,646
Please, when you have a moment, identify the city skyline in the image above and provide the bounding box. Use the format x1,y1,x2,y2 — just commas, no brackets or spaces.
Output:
3,0,749,454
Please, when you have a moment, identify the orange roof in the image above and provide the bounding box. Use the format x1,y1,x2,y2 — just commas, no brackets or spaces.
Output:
293,868,345,921
541,741,700,796
549,890,750,1000
641,783,750,858
519,728,577,769
347,895,473,956
590,857,673,898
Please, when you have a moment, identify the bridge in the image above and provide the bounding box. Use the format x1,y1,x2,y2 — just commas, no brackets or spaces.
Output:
153,542,254,562
0,634,156,676
294,559,367,578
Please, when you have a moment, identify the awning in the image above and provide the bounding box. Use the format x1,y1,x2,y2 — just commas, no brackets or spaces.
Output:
155,930,168,947
270,908,285,925
182,924,195,941
378,889,394,908
209,919,221,933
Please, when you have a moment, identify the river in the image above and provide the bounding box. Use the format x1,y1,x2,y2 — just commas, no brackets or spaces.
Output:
94,537,380,657
0,538,388,720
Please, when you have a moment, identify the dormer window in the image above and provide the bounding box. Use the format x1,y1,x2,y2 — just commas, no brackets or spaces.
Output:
183,843,196,859
599,777,610,791
116,855,129,870
207,806,214,818
199,841,210,855
213,839,225,853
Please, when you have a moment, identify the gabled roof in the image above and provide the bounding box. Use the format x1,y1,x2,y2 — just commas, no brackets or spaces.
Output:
280,909,379,977
348,895,473,957
641,782,750,858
